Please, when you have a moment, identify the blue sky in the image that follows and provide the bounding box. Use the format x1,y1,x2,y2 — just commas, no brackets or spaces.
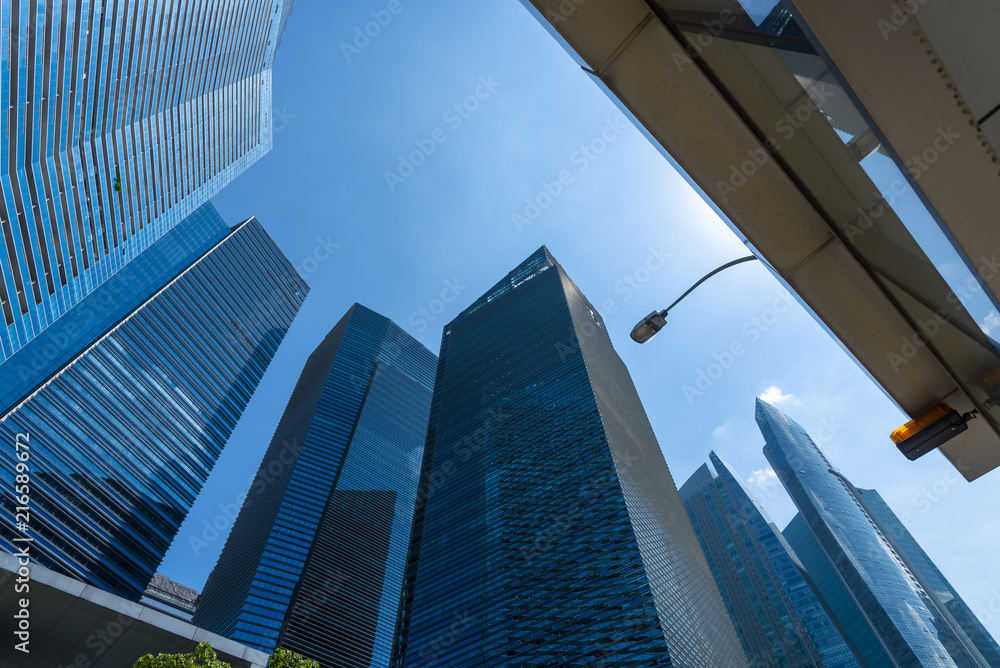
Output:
157,0,1000,640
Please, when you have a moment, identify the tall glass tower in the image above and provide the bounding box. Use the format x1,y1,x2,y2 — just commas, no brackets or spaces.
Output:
856,489,1000,667
194,304,437,668
0,0,296,364
0,216,307,601
0,202,231,414
758,399,986,667
392,247,747,667
680,451,860,667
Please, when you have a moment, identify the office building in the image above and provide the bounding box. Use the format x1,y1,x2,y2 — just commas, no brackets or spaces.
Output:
0,202,231,414
141,573,200,623
857,489,1000,667
392,247,747,667
0,0,297,379
759,399,986,666
680,451,860,667
194,304,436,668
0,216,308,601
782,512,892,667
520,0,1000,479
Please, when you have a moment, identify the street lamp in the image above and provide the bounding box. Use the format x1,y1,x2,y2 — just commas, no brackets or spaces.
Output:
630,255,759,343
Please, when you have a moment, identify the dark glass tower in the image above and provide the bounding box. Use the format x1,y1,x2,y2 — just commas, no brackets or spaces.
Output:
680,451,860,667
0,0,296,379
194,304,436,668
0,217,308,601
857,489,1000,667
758,399,985,667
392,247,747,667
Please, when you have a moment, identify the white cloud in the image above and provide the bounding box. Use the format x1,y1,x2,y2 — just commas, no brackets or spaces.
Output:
744,468,792,521
748,468,777,486
712,422,735,442
981,312,1000,336
759,385,794,405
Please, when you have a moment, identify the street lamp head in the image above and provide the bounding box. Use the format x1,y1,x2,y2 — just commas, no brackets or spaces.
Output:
630,255,757,346
631,311,667,344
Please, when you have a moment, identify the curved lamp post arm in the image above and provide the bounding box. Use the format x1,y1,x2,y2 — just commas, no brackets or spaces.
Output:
630,255,759,343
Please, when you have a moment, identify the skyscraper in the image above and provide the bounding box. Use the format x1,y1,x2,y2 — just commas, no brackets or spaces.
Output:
194,304,436,667
680,451,860,667
0,202,231,413
140,573,200,623
758,399,986,667
857,490,1000,667
392,247,747,667
0,215,307,600
0,0,295,365
782,511,891,666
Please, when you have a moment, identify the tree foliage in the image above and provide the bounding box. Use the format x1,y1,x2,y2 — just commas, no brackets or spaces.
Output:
133,642,231,668
266,648,320,668
131,642,319,668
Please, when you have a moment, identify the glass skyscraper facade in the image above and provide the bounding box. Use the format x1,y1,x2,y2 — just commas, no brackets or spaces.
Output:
680,451,860,667
194,304,436,668
0,0,295,363
856,489,1000,667
392,247,747,667
783,511,892,666
758,399,985,667
0,216,307,601
0,202,230,414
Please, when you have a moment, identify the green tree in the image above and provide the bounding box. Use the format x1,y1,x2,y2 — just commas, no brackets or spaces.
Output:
266,648,320,667
132,642,319,668
133,642,231,668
